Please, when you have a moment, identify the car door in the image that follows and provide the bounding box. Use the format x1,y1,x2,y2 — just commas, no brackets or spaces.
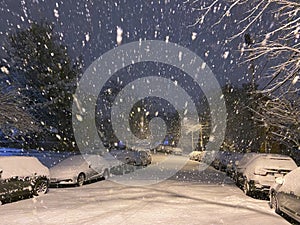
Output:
0,176,10,202
287,188,300,221
278,170,300,219
0,176,28,202
283,177,300,219
86,155,105,180
10,176,33,199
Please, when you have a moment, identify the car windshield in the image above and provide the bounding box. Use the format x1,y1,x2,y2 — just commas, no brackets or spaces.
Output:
254,157,297,170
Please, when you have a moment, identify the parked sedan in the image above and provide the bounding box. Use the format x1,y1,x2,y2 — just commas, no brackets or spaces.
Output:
189,151,205,161
269,167,300,223
50,154,111,186
211,151,233,171
0,156,50,204
109,149,151,166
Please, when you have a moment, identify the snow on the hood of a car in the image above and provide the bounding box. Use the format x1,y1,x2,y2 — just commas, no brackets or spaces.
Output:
0,156,49,179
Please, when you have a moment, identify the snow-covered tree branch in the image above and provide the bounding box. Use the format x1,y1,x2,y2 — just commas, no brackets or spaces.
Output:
0,90,39,134
188,0,299,93
252,94,300,148
187,0,299,149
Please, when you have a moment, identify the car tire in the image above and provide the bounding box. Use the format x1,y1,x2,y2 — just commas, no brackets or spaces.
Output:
270,192,281,214
33,179,48,196
243,178,251,196
103,169,110,180
77,173,86,186
234,174,239,186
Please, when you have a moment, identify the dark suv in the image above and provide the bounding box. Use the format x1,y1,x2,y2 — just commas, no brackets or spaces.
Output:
0,156,50,204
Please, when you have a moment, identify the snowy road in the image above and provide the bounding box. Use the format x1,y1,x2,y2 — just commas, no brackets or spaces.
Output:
0,155,291,225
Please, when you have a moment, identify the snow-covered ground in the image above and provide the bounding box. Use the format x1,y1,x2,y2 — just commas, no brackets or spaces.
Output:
0,155,291,225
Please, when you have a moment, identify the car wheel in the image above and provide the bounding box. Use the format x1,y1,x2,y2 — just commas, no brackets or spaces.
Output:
243,179,251,196
77,173,86,186
33,179,48,196
125,157,131,165
133,160,140,167
103,169,110,180
270,192,281,214
234,174,239,186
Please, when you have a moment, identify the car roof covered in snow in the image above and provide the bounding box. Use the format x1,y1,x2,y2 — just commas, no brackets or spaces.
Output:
246,154,297,172
0,156,49,179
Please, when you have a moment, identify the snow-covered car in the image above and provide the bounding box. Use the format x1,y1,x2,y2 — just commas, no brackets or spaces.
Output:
269,167,300,223
189,151,205,161
0,156,50,204
225,152,244,177
50,154,111,186
233,152,261,182
211,151,234,171
136,150,152,166
236,154,297,195
109,149,151,166
201,150,219,165
154,145,183,155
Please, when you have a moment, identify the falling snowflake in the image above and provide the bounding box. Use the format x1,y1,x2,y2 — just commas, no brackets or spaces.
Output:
53,9,59,18
223,51,229,59
191,32,197,40
0,66,9,74
116,26,123,45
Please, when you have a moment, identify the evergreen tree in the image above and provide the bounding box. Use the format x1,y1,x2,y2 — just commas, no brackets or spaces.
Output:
7,22,82,151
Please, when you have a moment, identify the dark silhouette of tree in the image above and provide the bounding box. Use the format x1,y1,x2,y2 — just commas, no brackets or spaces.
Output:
0,90,39,135
222,84,261,152
6,22,82,151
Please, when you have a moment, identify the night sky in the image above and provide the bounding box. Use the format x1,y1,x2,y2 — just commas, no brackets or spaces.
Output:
0,0,255,87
